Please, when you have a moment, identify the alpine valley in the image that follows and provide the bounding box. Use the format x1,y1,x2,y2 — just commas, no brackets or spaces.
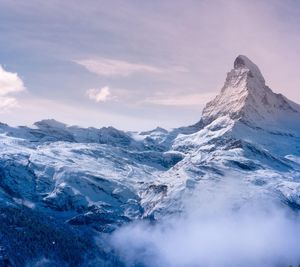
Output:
1,56,300,267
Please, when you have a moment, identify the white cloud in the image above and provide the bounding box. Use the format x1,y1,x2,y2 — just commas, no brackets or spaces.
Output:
0,65,25,111
75,58,188,77
144,92,217,106
86,86,111,102
0,96,18,109
111,178,300,267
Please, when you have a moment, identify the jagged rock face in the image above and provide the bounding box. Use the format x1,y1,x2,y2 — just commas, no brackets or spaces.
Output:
201,55,300,133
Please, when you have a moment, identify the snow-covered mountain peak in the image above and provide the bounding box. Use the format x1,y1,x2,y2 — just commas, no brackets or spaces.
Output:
201,55,300,133
34,119,67,129
233,55,265,84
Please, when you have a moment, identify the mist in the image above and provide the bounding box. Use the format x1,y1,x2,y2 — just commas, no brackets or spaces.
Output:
110,178,300,267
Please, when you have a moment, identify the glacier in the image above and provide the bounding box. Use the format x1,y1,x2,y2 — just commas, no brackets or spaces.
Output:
0,55,300,266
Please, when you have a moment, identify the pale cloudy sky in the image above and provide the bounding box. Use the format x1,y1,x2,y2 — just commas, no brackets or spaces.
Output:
0,0,299,130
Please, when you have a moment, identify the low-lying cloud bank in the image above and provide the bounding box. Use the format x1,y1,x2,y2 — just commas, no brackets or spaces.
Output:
110,179,300,267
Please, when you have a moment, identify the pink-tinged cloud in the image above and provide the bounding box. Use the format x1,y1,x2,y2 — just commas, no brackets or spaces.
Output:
75,58,188,77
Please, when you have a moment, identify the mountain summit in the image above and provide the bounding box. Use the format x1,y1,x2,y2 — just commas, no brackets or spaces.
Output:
201,55,300,132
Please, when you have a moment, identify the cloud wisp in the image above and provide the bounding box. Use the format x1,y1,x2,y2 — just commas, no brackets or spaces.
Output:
75,58,188,77
0,65,25,111
86,86,111,103
144,92,217,107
